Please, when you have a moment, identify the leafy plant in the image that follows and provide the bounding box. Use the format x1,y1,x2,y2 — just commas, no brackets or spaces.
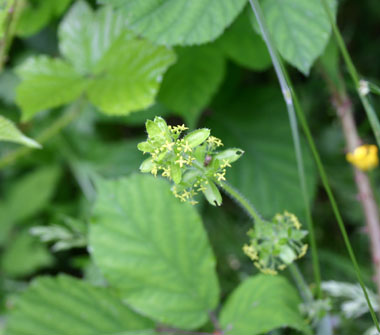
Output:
1,0,380,335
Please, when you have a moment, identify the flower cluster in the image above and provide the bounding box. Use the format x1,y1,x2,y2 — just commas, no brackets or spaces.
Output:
138,117,244,206
346,144,378,171
243,211,308,275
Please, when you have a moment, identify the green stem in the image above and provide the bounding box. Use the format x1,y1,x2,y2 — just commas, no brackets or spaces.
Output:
0,0,24,72
292,84,380,331
248,0,322,299
319,0,380,147
289,264,314,304
217,180,262,223
250,0,380,329
0,98,86,169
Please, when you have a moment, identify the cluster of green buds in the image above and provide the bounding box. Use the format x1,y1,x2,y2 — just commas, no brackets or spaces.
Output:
243,211,308,275
137,117,244,206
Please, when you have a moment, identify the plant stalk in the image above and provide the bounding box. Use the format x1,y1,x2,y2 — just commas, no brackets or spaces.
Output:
248,0,380,330
332,91,380,300
0,0,24,72
248,0,321,298
319,0,380,148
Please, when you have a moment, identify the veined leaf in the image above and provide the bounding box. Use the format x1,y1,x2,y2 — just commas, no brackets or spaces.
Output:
16,0,73,37
90,174,219,329
87,32,176,115
16,2,176,119
16,56,86,120
0,115,41,148
59,1,126,75
217,8,271,71
207,87,316,218
260,0,337,74
158,45,226,127
220,274,310,334
5,275,154,335
0,165,61,224
1,230,53,278
102,0,248,46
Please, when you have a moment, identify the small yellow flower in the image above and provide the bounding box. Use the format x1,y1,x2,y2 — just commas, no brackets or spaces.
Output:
214,171,226,182
243,244,258,261
181,141,192,153
346,144,379,171
207,136,223,147
197,184,207,192
163,141,175,151
151,165,158,177
162,167,171,178
221,159,231,168
175,156,187,168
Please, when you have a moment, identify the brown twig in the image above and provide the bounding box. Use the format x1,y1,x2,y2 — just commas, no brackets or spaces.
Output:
332,91,380,297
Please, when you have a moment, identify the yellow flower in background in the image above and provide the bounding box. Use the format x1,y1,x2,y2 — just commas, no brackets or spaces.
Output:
346,144,379,171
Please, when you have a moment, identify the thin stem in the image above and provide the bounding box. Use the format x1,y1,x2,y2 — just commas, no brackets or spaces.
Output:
292,86,380,331
289,264,314,304
0,98,86,169
249,0,380,329
248,0,322,299
0,0,24,72
217,180,262,223
319,0,380,148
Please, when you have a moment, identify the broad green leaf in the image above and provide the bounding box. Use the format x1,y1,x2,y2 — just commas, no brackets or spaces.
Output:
217,9,271,71
260,0,337,74
158,46,225,126
1,230,53,278
5,275,154,335
207,87,316,218
16,2,176,118
59,1,126,75
0,115,41,148
16,56,86,120
0,165,61,224
16,0,73,37
102,0,248,46
220,274,310,334
90,174,219,329
87,33,176,115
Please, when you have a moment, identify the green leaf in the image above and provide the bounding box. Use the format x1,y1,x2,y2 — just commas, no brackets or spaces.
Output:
89,174,219,329
217,8,271,71
16,0,73,37
0,165,61,224
87,32,176,115
102,0,248,46
16,2,176,118
207,87,316,218
0,115,41,148
1,230,54,278
260,0,337,74
16,56,86,120
59,1,126,75
5,275,154,335
158,46,225,126
220,274,310,334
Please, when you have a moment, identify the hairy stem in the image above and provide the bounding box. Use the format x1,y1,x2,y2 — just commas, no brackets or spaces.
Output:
217,180,262,223
333,91,380,300
319,0,380,147
248,0,321,298
0,98,86,169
